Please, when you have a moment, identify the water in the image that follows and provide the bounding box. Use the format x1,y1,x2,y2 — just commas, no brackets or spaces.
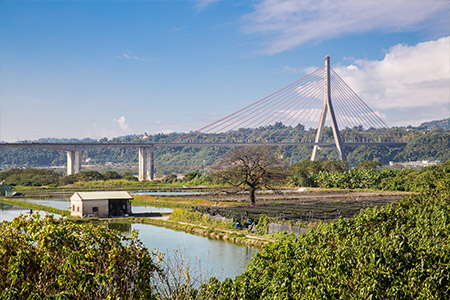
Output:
1,198,257,280
110,222,258,280
0,203,61,222
20,198,71,210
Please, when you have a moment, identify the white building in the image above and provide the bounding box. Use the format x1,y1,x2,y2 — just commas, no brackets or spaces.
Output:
70,191,132,218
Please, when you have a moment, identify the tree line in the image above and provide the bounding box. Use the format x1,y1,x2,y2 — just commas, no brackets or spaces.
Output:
1,122,448,175
2,155,448,199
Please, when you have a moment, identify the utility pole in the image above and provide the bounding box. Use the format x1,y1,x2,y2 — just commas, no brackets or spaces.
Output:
311,56,346,161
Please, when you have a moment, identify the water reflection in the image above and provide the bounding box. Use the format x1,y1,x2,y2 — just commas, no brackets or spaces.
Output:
108,222,258,280
0,205,60,222
108,222,132,234
20,198,70,210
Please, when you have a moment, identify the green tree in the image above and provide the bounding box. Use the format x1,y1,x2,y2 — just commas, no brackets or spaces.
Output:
210,146,288,205
355,160,381,170
104,170,122,180
0,214,161,299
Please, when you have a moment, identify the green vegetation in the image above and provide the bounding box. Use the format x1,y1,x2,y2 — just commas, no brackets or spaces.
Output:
291,160,449,192
132,194,234,209
169,208,236,231
174,164,450,299
0,214,161,299
0,168,213,188
418,117,450,130
1,120,449,175
0,168,60,186
395,129,449,162
0,152,448,298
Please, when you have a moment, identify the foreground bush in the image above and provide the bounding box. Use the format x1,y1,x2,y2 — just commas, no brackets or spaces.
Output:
184,167,450,299
0,214,161,299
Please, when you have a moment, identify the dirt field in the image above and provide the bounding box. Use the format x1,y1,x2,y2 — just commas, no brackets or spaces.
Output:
179,189,410,222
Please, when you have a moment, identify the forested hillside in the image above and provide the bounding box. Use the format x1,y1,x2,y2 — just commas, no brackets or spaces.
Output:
418,117,450,130
1,121,448,175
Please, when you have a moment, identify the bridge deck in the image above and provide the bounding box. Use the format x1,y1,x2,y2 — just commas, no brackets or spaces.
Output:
0,141,407,150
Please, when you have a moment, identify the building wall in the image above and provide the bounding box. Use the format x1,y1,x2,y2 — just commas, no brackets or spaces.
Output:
0,185,12,197
71,199,109,218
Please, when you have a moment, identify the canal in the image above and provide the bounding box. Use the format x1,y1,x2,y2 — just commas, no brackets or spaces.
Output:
0,197,258,280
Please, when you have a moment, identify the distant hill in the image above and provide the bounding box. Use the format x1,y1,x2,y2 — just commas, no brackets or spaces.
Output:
418,118,450,130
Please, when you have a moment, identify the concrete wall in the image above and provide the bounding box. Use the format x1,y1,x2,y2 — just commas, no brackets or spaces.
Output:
71,199,109,218
268,223,307,237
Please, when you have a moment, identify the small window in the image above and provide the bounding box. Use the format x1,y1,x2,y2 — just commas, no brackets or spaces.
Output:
93,207,99,212
72,205,75,211
77,207,80,212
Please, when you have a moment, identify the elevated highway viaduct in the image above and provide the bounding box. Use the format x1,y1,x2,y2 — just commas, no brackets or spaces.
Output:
0,142,406,181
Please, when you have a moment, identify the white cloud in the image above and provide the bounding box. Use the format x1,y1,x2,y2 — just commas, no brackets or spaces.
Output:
194,0,219,12
118,50,144,61
242,0,449,54
332,37,450,125
170,26,187,32
114,116,129,130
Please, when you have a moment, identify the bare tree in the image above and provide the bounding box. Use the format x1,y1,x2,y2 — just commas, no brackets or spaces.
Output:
210,146,288,205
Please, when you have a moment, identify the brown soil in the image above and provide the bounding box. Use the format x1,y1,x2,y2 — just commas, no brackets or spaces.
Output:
179,189,410,222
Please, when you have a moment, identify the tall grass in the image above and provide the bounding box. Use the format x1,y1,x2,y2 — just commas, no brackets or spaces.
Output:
169,209,235,231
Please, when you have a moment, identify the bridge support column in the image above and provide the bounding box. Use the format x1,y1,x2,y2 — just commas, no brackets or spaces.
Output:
67,150,82,175
311,56,345,161
139,146,154,181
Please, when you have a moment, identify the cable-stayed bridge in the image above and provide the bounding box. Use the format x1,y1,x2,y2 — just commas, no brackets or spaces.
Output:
0,57,406,180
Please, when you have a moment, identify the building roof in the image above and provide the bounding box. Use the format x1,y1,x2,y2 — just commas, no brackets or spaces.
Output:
70,191,133,201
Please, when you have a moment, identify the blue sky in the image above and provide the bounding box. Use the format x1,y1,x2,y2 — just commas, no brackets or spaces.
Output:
1,0,449,142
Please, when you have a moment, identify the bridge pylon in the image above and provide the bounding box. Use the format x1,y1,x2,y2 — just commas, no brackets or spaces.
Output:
311,56,346,161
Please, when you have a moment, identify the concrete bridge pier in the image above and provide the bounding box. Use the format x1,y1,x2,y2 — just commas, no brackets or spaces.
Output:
138,146,154,181
66,150,81,175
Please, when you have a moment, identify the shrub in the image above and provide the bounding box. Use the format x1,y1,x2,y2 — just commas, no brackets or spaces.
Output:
0,214,161,299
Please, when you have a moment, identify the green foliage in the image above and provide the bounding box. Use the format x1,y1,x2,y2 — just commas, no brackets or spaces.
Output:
355,160,381,170
0,214,161,299
0,168,60,186
0,168,142,187
184,167,450,299
291,161,449,192
418,117,449,130
104,170,122,180
184,171,201,182
1,125,448,174
121,171,138,181
395,129,450,162
256,214,269,235
169,208,235,231
162,174,179,184
289,160,348,186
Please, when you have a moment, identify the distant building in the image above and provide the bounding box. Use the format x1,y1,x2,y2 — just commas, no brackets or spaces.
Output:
0,182,12,197
389,160,440,168
70,191,132,218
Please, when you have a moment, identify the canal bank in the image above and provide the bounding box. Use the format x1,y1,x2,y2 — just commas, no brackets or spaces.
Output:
0,196,271,248
0,197,260,280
